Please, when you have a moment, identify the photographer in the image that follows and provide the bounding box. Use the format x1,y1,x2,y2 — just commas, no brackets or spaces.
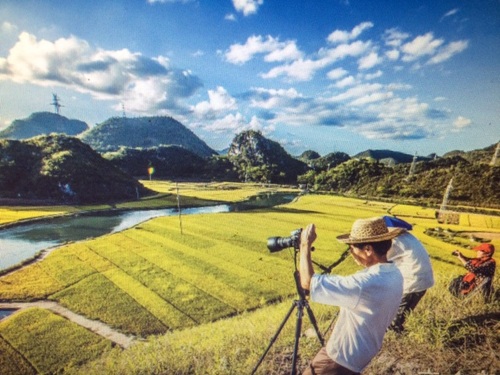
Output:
383,216,435,333
299,217,404,375
449,243,496,300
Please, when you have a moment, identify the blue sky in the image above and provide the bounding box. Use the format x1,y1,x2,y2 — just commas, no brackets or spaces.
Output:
0,0,498,156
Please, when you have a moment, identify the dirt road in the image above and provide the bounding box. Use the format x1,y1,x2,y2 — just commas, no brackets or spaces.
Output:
0,301,134,348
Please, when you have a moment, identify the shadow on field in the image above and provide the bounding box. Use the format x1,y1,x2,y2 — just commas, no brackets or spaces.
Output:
446,312,500,348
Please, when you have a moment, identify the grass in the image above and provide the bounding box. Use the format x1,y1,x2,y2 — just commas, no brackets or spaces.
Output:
0,188,499,374
0,308,112,374
140,180,296,202
0,206,79,225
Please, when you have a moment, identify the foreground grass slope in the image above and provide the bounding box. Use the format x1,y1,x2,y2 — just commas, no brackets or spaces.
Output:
1,191,499,374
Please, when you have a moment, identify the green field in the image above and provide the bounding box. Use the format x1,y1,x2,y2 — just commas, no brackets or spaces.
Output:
0,188,499,374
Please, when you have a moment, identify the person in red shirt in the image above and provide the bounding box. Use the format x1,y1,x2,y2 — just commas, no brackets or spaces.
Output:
449,243,496,301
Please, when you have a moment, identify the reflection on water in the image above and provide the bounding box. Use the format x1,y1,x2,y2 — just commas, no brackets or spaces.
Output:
0,193,296,270
0,309,16,320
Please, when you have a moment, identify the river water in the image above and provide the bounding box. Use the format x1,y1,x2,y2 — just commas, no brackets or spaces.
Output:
0,192,297,271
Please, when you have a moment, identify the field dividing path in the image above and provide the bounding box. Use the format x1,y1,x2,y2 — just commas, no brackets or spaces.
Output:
0,301,134,348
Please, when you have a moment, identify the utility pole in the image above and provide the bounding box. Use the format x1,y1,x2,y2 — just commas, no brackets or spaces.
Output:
50,94,63,114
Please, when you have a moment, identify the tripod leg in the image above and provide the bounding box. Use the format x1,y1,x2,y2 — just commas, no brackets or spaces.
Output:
251,301,297,375
304,302,325,346
291,301,304,375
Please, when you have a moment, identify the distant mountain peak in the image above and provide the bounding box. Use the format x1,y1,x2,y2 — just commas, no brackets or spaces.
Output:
0,111,89,140
80,116,216,158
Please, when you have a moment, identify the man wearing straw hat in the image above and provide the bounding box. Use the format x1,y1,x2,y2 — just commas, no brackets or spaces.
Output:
299,217,404,375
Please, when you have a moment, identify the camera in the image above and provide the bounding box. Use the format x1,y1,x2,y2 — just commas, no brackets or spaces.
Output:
452,250,459,256
267,228,302,252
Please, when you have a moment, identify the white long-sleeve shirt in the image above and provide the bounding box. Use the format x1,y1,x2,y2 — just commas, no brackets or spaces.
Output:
387,231,434,294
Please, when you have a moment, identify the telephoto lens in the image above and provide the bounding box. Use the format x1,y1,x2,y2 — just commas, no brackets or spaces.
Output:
266,229,302,252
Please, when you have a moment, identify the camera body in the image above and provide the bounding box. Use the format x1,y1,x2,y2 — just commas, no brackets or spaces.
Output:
267,228,302,252
452,250,460,256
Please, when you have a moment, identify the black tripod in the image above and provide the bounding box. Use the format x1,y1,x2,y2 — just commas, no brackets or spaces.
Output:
251,249,325,375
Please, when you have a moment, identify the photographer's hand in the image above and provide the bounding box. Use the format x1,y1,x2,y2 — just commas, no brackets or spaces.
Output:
299,224,316,292
452,250,468,265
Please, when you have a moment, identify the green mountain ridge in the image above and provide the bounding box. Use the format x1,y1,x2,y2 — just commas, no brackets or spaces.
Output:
80,116,217,158
0,112,89,140
103,145,208,179
0,134,150,204
353,149,432,164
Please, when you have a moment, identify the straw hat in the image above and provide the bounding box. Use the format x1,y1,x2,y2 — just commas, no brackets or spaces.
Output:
337,217,404,244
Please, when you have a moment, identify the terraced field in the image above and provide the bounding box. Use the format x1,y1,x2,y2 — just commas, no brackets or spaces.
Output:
1,191,499,374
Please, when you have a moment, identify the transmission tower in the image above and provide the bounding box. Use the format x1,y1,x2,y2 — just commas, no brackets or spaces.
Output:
490,142,499,166
50,94,63,114
407,152,417,178
439,177,454,214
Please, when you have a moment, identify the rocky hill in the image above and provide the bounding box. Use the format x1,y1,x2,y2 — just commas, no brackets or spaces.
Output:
228,130,307,183
0,112,89,140
80,116,217,158
0,134,150,204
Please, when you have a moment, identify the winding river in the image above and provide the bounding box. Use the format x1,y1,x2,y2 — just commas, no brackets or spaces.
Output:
0,192,297,271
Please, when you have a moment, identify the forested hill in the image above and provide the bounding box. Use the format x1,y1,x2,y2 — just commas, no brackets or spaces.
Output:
228,130,308,183
353,149,432,164
0,112,89,140
0,134,150,204
80,116,217,158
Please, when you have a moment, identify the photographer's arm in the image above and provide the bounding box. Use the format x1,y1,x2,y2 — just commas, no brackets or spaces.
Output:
452,250,469,266
299,224,317,292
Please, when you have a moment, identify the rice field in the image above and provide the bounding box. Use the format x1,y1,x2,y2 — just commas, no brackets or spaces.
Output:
0,190,498,374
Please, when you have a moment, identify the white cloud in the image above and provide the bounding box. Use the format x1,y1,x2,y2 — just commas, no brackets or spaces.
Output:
192,86,237,117
453,116,471,129
327,22,373,44
204,112,246,132
401,32,444,62
441,8,459,21
232,0,264,16
358,51,382,70
328,83,384,102
427,40,468,65
225,13,237,21
262,40,371,82
249,87,302,109
327,67,348,80
225,35,301,65
264,42,303,62
0,32,202,114
350,91,393,106
261,58,325,81
334,76,356,88
383,28,410,48
385,49,400,60
363,70,383,80
203,113,271,135
1,21,18,33
321,40,372,63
